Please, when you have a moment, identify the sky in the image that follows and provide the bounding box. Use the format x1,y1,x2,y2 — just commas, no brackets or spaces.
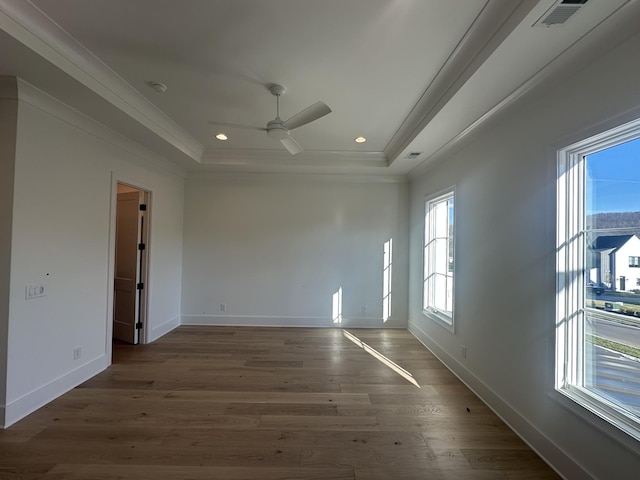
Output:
587,137,640,214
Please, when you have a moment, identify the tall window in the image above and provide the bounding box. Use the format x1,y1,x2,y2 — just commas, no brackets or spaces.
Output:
423,190,455,329
557,121,640,441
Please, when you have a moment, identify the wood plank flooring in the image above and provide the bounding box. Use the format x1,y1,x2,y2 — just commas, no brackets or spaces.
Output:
0,326,561,479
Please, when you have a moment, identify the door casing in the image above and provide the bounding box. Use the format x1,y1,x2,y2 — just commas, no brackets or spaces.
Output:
106,177,151,360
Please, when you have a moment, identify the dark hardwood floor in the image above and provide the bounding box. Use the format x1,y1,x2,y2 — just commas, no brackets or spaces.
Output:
0,326,560,479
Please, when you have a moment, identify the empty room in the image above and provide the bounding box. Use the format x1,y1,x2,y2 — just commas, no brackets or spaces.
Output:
1,1,640,479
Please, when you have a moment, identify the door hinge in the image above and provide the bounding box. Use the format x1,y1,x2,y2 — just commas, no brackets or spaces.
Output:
137,282,144,290
139,204,147,211
135,322,143,330
138,243,146,250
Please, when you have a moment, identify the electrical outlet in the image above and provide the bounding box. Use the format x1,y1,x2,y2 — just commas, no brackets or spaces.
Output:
220,303,226,312
73,347,82,361
361,305,366,314
461,345,467,359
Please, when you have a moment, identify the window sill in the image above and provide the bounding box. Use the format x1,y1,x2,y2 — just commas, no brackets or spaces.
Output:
422,307,454,332
555,384,640,451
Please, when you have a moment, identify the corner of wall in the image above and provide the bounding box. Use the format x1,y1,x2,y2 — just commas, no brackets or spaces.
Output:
148,315,180,343
0,75,19,427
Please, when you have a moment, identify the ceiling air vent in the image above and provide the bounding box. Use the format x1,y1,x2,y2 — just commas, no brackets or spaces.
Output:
405,151,422,159
534,0,589,27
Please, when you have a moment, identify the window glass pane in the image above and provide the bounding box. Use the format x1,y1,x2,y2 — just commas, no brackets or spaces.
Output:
434,238,448,273
448,198,455,273
434,200,449,237
582,138,640,422
423,191,455,324
423,245,429,279
432,273,447,311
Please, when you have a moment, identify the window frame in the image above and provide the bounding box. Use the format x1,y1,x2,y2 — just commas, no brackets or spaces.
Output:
556,118,640,443
423,188,456,331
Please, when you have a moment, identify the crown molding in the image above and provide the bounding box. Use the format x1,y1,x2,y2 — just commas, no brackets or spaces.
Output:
408,0,640,180
0,0,203,163
16,78,187,179
201,148,388,168
187,171,408,185
384,0,538,164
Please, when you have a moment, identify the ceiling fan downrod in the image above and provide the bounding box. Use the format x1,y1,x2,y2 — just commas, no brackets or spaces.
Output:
270,84,286,119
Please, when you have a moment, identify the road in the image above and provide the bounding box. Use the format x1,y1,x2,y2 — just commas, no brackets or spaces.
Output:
590,318,640,413
593,346,640,410
593,317,640,349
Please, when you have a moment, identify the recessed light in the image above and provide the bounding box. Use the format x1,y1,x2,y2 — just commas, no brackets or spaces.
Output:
354,136,367,143
215,133,228,141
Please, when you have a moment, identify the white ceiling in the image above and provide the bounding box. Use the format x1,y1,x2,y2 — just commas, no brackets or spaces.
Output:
0,0,638,177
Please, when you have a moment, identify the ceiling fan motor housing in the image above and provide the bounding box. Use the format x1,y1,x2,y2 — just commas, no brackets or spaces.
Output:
269,84,286,97
266,120,290,140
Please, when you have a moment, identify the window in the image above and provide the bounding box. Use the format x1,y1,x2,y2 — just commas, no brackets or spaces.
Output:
557,121,640,441
423,189,455,328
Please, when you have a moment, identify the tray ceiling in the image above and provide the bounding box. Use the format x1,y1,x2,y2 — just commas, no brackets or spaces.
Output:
0,0,638,176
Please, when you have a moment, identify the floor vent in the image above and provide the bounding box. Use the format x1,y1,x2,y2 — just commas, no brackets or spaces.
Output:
534,0,589,27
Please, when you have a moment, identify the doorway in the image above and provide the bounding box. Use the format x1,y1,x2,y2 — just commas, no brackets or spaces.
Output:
113,183,149,345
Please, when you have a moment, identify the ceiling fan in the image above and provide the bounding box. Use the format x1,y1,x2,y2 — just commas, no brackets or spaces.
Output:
209,84,331,155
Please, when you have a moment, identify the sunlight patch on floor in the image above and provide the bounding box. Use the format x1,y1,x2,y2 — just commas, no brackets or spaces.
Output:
342,330,420,388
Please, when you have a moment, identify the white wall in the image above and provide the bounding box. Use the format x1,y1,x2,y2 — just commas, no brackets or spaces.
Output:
408,33,640,479
0,77,18,416
182,174,409,328
1,79,184,427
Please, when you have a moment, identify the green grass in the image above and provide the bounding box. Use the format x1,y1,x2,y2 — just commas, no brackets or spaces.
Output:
587,334,640,359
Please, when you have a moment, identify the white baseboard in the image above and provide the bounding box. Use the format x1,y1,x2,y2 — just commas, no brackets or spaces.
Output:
1,354,109,428
147,315,180,343
181,314,406,329
408,320,592,480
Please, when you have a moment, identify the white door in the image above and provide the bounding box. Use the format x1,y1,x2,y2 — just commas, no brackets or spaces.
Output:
114,190,144,344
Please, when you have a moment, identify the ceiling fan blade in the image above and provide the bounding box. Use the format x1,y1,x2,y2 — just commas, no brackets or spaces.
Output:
283,101,331,130
280,136,303,155
208,120,266,132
